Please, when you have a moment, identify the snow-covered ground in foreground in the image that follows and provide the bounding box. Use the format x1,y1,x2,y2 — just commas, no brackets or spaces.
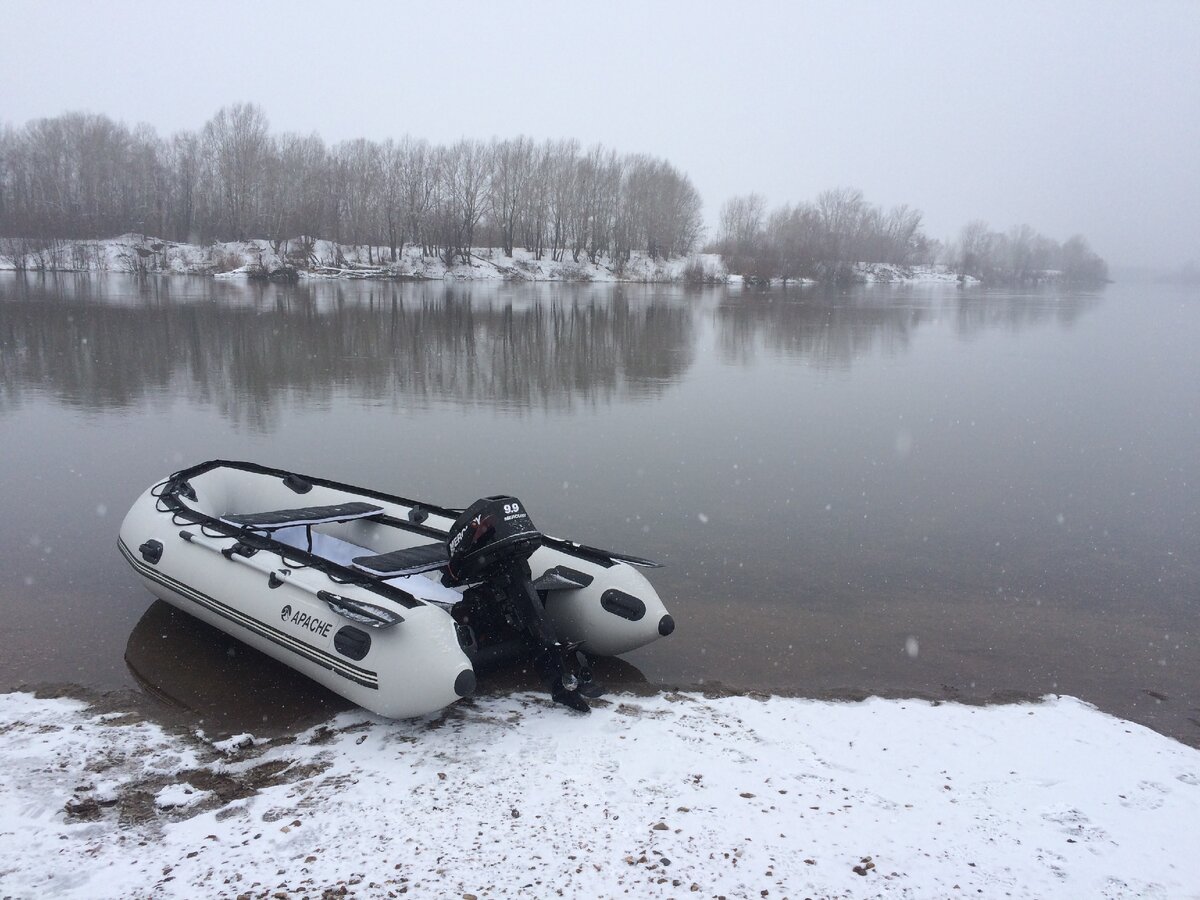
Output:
0,234,965,284
1,691,1196,899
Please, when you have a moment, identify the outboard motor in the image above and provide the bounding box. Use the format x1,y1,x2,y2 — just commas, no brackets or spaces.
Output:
446,496,596,712
446,496,541,582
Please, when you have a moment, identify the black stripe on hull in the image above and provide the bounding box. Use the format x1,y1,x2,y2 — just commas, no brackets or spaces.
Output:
118,539,380,689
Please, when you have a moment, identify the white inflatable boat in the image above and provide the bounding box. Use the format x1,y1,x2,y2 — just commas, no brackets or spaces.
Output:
118,460,674,717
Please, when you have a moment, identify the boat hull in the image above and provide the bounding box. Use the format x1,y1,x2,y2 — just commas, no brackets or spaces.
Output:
118,460,672,718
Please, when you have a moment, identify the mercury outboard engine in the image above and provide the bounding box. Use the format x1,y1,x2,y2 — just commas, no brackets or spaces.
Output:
446,496,541,581
445,496,596,712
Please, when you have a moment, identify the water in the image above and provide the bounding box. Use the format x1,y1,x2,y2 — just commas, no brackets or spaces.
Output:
2,273,1197,743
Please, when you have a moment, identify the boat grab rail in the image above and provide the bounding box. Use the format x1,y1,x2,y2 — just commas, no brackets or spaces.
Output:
178,529,405,628
153,460,662,578
151,486,423,610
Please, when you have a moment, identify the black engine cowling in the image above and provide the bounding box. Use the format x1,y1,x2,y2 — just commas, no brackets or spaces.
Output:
445,495,597,712
445,496,541,583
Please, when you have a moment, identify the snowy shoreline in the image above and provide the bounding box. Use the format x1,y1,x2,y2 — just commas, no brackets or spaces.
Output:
0,234,970,285
2,689,1196,898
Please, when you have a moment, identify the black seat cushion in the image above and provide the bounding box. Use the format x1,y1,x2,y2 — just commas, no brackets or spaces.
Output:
353,544,450,577
224,501,383,530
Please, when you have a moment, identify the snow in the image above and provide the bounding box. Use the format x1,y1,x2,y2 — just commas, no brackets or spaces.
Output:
0,235,969,285
0,235,721,282
854,262,974,284
1,690,1196,898
154,783,213,810
212,733,257,755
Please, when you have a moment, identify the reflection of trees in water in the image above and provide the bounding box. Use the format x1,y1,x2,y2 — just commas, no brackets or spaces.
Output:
1,275,1102,428
0,275,695,429
715,286,1099,368
715,289,930,369
952,289,1099,338
0,277,176,411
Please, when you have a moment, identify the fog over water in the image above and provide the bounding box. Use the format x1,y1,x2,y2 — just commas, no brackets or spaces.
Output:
2,0,1198,268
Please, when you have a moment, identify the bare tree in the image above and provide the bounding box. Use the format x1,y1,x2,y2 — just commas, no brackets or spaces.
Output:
396,137,439,257
816,187,866,269
956,220,991,277
882,204,923,264
490,136,533,257
202,103,270,240
718,193,767,253
520,142,553,260
546,139,579,262
1061,234,1108,284
378,139,406,261
333,138,383,260
165,131,203,242
0,124,12,234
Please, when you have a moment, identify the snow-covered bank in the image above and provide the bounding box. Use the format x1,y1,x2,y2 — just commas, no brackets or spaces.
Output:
854,261,972,284
0,234,968,285
0,235,724,283
1,691,1196,899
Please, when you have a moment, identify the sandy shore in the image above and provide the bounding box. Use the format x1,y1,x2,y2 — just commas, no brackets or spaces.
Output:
1,689,1196,898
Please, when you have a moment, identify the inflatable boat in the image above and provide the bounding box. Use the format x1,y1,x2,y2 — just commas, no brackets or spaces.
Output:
118,460,673,717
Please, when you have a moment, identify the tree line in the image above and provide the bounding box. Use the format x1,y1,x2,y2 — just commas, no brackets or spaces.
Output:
0,104,1108,284
710,188,935,283
711,189,1108,285
949,220,1108,285
0,104,703,268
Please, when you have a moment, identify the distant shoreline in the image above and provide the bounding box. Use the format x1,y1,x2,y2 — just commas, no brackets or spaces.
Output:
0,233,975,286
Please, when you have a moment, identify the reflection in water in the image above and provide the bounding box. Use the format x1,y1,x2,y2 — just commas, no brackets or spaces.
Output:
125,600,647,736
0,275,696,429
714,286,1099,368
124,600,352,735
716,290,930,367
952,289,1099,337
1,275,1101,427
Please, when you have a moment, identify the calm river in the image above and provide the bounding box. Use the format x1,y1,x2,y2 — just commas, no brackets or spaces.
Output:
1,273,1196,743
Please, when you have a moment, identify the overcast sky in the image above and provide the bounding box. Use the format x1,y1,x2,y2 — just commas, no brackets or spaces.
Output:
3,0,1197,268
